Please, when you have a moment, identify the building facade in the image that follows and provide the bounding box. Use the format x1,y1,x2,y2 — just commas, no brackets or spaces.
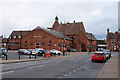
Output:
106,28,120,51
7,31,31,50
7,16,97,52
48,16,97,52
96,40,106,51
21,27,72,51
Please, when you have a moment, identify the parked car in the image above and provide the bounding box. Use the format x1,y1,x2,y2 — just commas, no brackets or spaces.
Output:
0,48,7,58
18,49,30,55
50,49,61,55
35,48,44,51
28,49,37,55
91,52,107,63
37,50,45,56
70,49,77,52
103,50,111,59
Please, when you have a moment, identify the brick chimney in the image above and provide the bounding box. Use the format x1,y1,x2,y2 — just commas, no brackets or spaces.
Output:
107,28,109,35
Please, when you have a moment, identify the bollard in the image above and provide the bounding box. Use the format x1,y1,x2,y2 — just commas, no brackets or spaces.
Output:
29,54,31,59
35,54,36,59
19,53,20,59
63,50,65,56
6,55,7,60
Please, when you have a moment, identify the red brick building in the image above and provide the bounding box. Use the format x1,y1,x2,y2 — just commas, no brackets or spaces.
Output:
48,16,97,52
21,27,72,51
7,30,31,50
106,28,120,51
7,16,97,52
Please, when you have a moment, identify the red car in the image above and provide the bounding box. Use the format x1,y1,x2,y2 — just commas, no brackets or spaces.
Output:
91,52,107,63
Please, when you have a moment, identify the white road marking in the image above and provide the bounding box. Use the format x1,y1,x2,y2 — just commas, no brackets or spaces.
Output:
80,67,82,69
64,74,68,77
73,70,76,72
69,72,72,74
59,77,63,78
2,71,14,74
77,68,80,70
28,65,44,69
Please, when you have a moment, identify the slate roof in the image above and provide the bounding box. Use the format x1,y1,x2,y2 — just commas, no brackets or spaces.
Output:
108,32,120,41
85,32,96,40
34,26,73,40
109,33,116,40
9,30,31,38
51,22,85,35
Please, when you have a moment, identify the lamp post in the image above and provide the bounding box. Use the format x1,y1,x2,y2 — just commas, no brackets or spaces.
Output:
63,21,65,56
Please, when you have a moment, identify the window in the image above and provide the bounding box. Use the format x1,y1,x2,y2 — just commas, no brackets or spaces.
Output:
11,36,13,39
25,41,27,43
42,42,44,45
9,36,11,39
30,43,32,45
18,36,21,39
112,41,114,44
16,35,18,38
49,41,52,43
48,44,51,46
25,44,27,47
58,42,60,46
14,36,16,39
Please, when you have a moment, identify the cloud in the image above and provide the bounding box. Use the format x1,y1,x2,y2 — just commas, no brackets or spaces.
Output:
91,10,102,16
0,1,118,39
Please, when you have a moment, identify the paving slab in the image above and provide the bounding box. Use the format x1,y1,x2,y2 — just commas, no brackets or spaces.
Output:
97,52,118,78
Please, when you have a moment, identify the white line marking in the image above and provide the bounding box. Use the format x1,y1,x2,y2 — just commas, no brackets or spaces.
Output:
80,67,82,69
64,74,68,77
28,65,44,69
59,77,63,79
69,72,72,74
73,70,76,72
77,68,80,70
2,71,14,74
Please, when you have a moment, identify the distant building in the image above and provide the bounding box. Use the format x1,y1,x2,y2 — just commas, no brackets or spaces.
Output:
2,38,8,48
96,40,106,51
106,28,120,51
0,35,3,48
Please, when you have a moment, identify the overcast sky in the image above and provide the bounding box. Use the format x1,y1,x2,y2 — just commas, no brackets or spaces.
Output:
0,0,118,39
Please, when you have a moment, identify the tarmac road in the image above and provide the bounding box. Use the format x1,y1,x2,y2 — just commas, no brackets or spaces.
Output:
2,52,105,79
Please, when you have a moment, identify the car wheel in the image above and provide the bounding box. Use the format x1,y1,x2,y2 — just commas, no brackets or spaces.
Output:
91,60,94,62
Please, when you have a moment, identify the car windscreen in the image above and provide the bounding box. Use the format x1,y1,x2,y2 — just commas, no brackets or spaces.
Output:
94,53,103,55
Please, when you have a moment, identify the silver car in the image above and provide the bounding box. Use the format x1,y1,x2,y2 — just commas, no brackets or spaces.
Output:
103,50,111,59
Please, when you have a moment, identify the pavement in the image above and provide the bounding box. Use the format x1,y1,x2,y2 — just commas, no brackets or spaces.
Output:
97,52,118,78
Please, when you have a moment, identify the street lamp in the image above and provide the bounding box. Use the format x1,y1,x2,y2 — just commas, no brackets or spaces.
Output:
63,21,65,56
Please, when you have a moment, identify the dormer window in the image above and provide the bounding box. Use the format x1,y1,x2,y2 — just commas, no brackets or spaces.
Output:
14,36,16,39
16,35,18,38
18,36,21,38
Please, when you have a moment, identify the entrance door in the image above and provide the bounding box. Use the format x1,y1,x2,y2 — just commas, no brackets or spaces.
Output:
36,43,40,48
